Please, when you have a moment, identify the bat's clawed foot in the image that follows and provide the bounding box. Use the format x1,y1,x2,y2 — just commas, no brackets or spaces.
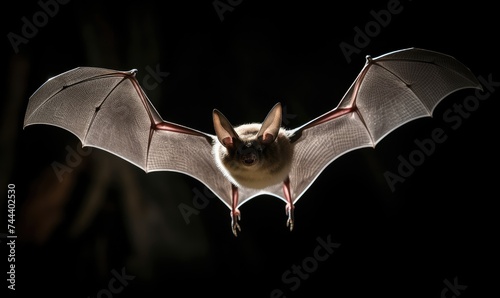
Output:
285,203,295,231
230,209,241,236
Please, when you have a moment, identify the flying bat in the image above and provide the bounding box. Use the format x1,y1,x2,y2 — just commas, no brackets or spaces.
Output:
24,48,482,236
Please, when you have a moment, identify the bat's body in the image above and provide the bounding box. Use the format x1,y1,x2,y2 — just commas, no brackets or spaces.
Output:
212,106,296,232
24,48,482,236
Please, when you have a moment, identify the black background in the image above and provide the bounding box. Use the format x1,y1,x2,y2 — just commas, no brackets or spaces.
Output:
1,0,498,297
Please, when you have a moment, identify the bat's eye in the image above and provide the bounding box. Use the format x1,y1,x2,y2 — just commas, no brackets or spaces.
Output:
249,142,264,153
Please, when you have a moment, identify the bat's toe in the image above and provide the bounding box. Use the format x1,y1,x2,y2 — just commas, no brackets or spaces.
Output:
285,203,295,231
230,209,241,236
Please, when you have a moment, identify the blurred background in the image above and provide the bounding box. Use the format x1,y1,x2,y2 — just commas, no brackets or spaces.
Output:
1,0,498,297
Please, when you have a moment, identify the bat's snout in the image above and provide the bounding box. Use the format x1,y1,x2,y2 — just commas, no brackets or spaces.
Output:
241,152,258,166
238,144,260,166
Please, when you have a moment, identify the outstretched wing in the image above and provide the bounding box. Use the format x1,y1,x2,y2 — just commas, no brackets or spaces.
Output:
281,48,482,204
24,67,233,207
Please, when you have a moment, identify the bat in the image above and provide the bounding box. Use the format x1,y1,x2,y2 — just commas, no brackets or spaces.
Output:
24,48,482,236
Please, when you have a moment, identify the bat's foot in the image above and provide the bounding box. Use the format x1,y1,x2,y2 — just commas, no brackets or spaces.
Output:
231,209,241,236
285,203,295,231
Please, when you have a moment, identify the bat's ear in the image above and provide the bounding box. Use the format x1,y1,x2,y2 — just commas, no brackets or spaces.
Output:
213,109,240,148
257,102,282,145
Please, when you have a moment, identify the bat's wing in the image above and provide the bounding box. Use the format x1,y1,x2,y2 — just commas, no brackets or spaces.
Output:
24,67,233,207
277,48,482,204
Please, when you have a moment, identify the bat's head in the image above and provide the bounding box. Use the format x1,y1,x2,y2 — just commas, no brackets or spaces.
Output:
213,103,282,166
212,103,293,188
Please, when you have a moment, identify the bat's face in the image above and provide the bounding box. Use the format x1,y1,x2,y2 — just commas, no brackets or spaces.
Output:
212,104,294,189
232,126,265,167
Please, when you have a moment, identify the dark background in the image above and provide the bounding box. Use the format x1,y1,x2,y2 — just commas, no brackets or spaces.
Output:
1,0,498,297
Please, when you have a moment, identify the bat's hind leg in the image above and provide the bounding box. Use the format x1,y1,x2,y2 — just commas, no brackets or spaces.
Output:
283,177,294,231
231,184,241,236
